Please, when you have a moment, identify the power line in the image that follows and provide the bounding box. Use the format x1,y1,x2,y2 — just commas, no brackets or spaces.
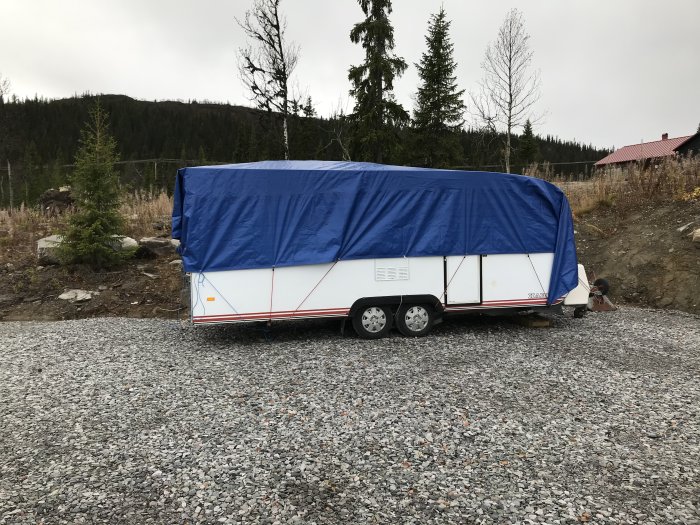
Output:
454,160,597,170
0,158,600,172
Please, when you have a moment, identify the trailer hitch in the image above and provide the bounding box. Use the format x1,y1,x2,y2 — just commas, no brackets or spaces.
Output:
588,277,616,312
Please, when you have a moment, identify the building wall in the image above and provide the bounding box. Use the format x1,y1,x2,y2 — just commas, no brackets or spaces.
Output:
676,134,700,157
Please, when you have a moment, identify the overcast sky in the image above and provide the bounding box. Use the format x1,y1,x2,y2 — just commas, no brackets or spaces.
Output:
2,0,699,149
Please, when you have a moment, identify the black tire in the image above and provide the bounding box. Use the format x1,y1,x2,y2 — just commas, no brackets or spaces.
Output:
396,304,434,337
573,306,587,319
352,305,393,339
593,278,610,296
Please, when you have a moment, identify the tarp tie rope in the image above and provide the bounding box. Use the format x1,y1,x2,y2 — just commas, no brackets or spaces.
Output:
192,273,205,316
200,273,240,315
293,260,339,314
269,268,276,321
440,256,467,302
527,254,548,296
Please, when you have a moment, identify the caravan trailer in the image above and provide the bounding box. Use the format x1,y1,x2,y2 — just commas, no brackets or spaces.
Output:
172,161,590,338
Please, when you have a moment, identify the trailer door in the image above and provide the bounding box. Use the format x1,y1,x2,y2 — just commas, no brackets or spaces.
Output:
445,256,481,304
481,253,554,304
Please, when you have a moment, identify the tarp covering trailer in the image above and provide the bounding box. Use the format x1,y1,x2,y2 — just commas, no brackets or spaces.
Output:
173,161,589,337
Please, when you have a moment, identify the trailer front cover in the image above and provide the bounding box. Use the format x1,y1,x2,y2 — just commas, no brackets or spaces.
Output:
172,161,578,304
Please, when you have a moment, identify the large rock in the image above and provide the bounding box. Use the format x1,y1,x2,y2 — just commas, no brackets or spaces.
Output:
58,289,99,302
37,235,64,264
678,221,695,234
38,187,73,215
113,236,138,251
138,237,180,257
37,234,137,264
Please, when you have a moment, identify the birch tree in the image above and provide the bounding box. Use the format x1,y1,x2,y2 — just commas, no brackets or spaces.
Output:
471,9,540,173
237,0,298,160
0,74,12,208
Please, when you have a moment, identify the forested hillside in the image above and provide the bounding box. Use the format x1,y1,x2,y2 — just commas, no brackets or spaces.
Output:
0,94,608,207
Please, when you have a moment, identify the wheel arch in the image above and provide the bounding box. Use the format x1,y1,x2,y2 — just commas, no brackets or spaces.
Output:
349,295,444,318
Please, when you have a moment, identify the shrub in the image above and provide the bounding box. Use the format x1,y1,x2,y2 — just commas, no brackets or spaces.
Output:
60,101,126,268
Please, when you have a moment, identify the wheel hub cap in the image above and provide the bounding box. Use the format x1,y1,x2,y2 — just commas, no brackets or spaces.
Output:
405,306,429,332
362,307,386,333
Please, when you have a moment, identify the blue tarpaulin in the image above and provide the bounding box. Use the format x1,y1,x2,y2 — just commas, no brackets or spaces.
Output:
172,161,579,303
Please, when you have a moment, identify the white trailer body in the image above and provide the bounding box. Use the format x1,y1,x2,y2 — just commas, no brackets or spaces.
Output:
190,254,590,325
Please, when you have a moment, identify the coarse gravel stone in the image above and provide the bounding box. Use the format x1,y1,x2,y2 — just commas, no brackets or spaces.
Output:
0,307,699,524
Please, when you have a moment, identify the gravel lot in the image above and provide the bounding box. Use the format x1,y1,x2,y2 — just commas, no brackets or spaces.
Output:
1,307,699,525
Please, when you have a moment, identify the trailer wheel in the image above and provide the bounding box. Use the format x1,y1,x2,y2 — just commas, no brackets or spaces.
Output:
573,306,587,319
396,304,433,337
353,305,392,339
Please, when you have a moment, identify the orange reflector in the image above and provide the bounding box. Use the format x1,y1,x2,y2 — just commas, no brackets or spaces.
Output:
206,297,216,302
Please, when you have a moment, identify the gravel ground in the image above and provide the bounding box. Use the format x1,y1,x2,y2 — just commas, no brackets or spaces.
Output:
1,307,699,525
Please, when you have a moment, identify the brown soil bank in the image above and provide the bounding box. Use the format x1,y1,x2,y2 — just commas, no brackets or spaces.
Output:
0,258,185,322
575,200,700,314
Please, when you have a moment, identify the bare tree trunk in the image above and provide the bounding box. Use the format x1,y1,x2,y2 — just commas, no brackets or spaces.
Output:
282,116,290,160
274,3,290,161
237,0,298,161
7,159,13,210
505,133,511,173
470,9,539,174
320,102,352,161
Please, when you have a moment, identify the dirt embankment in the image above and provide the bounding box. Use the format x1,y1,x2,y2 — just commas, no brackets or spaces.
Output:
575,200,700,314
0,257,185,322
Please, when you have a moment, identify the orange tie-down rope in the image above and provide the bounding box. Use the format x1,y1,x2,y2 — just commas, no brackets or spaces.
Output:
261,260,339,319
440,255,467,302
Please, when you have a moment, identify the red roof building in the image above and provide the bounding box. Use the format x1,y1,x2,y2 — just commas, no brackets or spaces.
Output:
595,133,700,167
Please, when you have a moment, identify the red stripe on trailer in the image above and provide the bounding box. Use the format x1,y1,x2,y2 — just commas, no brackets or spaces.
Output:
483,297,548,303
193,312,350,324
194,297,565,324
194,307,350,319
194,311,350,321
444,298,563,311
193,307,350,323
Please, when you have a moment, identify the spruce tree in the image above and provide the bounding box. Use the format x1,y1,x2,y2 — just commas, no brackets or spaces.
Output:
348,0,408,163
62,101,125,268
518,119,539,168
413,7,465,168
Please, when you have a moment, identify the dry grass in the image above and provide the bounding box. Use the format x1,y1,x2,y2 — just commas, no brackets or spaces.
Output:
121,190,174,239
553,156,700,218
0,192,174,265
